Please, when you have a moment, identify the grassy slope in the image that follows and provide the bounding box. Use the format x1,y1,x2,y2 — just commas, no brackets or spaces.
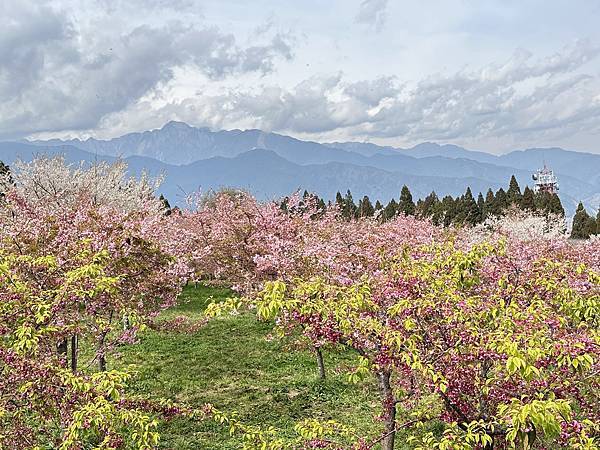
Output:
111,285,392,449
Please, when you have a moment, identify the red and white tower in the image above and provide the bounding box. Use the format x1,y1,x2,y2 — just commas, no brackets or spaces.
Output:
532,164,559,194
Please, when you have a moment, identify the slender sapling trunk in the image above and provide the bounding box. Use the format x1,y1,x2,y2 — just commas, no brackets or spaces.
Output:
378,370,397,450
57,339,68,366
315,346,326,380
70,334,78,373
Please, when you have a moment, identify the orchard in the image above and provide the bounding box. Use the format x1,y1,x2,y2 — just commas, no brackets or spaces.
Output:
0,158,598,449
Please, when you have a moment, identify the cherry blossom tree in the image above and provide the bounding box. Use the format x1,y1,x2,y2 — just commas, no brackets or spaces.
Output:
0,157,189,372
204,192,599,450
0,223,162,449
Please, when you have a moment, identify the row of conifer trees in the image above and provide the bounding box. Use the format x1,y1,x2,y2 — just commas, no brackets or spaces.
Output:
292,175,566,227
4,158,597,239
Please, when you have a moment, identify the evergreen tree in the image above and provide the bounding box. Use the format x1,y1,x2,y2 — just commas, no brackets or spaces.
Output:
548,193,565,217
0,161,9,177
476,192,485,222
483,189,495,219
597,208,600,236
342,190,357,219
375,200,383,210
382,199,398,221
494,188,508,215
159,194,171,216
398,185,415,216
507,175,522,205
430,197,445,226
521,186,535,211
456,187,480,226
534,191,549,212
335,191,344,209
415,198,424,215
0,161,10,198
357,195,375,218
571,202,593,239
416,191,439,219
279,196,290,212
318,198,326,212
440,195,457,227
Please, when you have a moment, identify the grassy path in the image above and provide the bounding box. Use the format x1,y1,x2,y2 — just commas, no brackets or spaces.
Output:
113,285,382,449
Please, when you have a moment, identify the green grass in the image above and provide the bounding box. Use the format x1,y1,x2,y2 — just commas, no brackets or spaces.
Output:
111,285,387,449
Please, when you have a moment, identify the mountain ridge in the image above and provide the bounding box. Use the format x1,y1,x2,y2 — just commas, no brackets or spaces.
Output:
0,142,514,207
9,121,600,214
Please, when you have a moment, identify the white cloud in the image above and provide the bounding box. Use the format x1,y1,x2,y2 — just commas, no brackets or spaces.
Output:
4,0,600,153
354,0,389,32
0,0,294,139
76,40,600,152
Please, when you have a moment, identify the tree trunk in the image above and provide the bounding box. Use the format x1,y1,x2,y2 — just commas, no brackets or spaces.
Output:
315,347,326,380
70,334,78,373
378,370,396,450
98,333,107,372
57,339,68,365
123,314,130,331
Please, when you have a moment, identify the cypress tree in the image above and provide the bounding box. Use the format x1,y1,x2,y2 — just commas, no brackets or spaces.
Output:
483,188,495,219
521,186,535,211
507,175,522,205
357,195,375,218
382,199,398,221
0,161,10,199
587,217,597,236
548,193,565,217
318,198,326,212
375,200,383,211
417,191,439,219
0,161,9,177
159,194,172,216
596,208,600,235
571,202,592,239
534,191,548,212
440,195,457,227
476,192,485,222
494,188,508,215
415,198,424,214
342,190,357,219
335,192,344,209
458,187,480,226
398,185,415,216
430,197,445,226
279,196,290,212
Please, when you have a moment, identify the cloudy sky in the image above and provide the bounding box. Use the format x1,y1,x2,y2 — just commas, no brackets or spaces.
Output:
2,0,600,153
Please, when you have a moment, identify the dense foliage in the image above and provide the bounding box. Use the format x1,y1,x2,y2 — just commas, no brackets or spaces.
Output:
199,193,598,449
0,157,598,449
0,158,187,448
322,175,566,227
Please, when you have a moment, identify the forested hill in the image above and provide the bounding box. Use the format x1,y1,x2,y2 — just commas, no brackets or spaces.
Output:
2,122,599,214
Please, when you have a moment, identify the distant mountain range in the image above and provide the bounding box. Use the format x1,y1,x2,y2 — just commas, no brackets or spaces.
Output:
0,121,597,214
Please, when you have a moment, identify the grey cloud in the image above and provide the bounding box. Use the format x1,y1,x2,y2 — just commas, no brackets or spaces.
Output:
0,1,295,138
355,0,389,32
343,77,399,106
0,3,77,97
99,40,600,147
93,0,198,15
239,33,294,74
